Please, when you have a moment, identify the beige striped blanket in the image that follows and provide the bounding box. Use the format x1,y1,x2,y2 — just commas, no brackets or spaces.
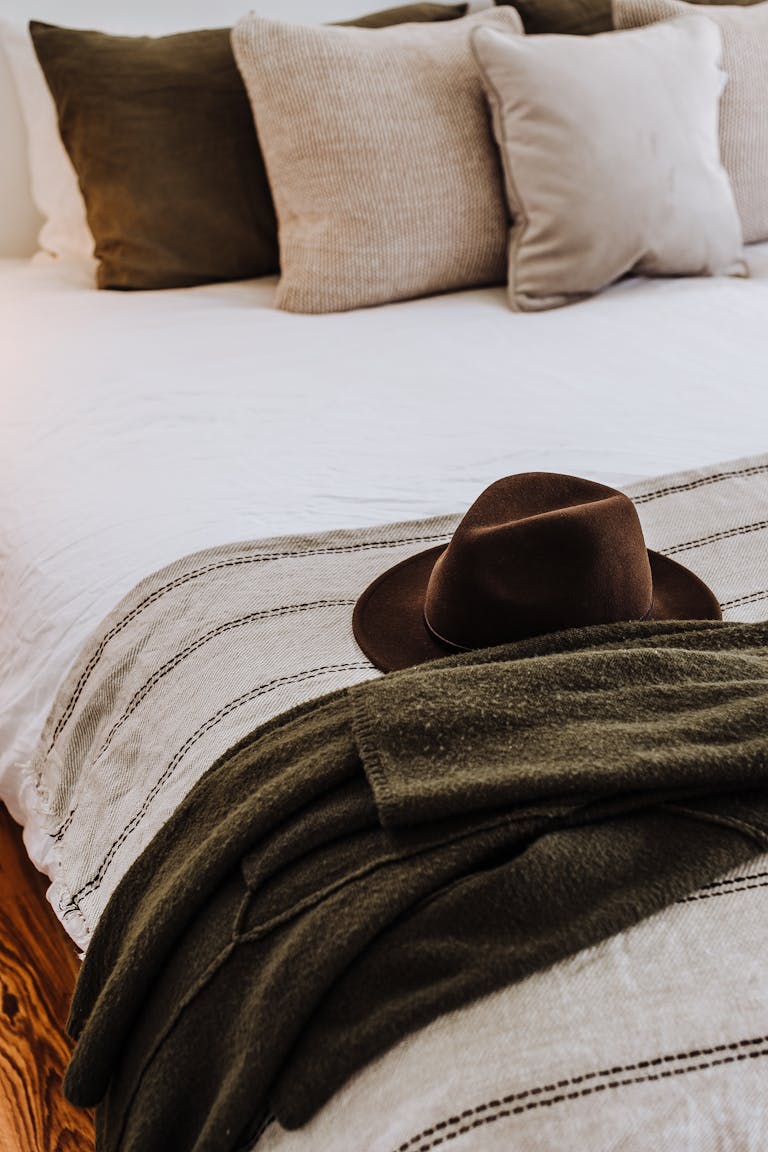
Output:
31,452,768,1150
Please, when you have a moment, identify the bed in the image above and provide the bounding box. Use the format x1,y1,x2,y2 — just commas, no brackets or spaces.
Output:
2,1,768,1150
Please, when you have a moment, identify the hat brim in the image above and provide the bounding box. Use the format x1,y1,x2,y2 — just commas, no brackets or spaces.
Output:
352,546,722,673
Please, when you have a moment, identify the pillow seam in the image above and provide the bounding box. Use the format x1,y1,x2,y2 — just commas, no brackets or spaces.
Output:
472,33,589,312
471,32,528,312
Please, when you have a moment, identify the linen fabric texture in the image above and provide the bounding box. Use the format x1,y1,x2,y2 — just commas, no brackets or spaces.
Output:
28,453,768,1148
64,620,768,1152
27,6,469,291
31,453,768,951
615,0,768,244
231,9,521,314
472,17,746,312
494,0,765,35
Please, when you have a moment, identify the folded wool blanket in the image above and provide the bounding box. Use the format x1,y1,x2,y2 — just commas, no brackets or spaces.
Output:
64,619,768,1152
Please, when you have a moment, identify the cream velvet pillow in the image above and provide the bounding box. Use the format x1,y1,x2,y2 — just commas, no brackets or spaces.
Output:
231,9,522,314
472,17,746,313
614,0,768,244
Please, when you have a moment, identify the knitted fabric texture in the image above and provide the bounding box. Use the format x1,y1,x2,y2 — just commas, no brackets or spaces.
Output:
230,9,521,313
64,619,768,1152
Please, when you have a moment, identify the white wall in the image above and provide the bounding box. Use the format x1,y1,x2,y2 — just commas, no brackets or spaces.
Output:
0,0,388,257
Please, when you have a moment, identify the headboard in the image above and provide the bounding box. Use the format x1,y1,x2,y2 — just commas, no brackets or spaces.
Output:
0,0,392,258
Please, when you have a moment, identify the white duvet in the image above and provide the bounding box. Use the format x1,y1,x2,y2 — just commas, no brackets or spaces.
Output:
2,252,768,864
3,254,768,1152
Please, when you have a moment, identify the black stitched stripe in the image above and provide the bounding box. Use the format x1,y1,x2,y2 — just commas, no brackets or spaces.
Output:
45,532,452,752
699,869,768,889
677,881,768,903
721,589,768,610
393,1035,768,1152
59,662,371,915
665,520,768,555
632,463,768,505
39,459,768,752
53,808,76,844
51,599,359,842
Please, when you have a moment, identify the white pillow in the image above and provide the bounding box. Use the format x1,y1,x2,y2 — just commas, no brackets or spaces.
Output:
1,21,94,264
472,16,746,312
614,0,768,245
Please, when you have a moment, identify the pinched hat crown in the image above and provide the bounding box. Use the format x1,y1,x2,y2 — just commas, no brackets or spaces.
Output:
424,474,654,650
353,472,721,672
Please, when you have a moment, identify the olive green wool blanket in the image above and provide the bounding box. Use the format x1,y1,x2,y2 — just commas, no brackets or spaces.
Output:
65,620,768,1152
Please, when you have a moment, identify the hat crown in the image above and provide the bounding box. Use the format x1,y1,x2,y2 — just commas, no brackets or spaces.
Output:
423,473,653,650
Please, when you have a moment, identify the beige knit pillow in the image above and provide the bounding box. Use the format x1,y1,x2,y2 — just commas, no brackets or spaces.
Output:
231,10,522,314
614,0,768,244
472,17,746,313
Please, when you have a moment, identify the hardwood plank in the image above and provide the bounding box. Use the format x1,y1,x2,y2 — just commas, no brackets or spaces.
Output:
0,804,94,1152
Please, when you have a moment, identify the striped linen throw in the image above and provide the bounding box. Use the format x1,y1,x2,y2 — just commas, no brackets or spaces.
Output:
29,453,768,1148
32,451,768,947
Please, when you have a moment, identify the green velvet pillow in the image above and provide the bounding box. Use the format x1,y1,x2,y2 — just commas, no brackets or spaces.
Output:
30,4,468,291
494,0,763,35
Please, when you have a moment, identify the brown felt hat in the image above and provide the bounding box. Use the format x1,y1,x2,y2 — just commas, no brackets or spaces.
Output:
353,473,722,672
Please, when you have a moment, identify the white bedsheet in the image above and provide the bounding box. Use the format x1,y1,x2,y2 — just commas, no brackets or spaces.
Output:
2,253,768,866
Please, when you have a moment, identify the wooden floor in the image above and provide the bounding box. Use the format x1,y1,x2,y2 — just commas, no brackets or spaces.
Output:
0,804,94,1152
